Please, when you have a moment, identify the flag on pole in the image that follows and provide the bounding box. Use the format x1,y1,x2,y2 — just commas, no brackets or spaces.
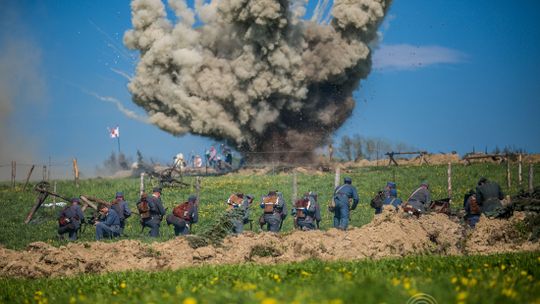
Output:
108,126,120,138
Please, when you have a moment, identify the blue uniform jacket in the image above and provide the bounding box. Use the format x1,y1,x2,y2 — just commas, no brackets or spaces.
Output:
334,184,360,210
103,208,121,226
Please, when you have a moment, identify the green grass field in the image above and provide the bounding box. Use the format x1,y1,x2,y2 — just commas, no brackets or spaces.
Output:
0,253,538,304
1,162,539,303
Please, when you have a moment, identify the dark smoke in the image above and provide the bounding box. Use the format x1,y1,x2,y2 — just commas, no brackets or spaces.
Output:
124,0,392,161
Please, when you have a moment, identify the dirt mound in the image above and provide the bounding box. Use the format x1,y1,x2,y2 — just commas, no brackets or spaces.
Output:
465,212,538,254
1,208,538,278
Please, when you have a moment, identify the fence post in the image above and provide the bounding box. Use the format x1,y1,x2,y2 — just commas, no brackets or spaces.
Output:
518,154,522,186
72,158,79,187
529,163,534,194
53,181,57,204
22,165,35,191
195,176,201,200
11,161,16,189
334,166,340,188
292,169,298,203
139,172,145,196
42,165,47,181
506,155,511,189
447,162,452,203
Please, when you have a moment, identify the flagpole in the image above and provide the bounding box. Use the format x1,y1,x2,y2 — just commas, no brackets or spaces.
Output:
117,136,121,154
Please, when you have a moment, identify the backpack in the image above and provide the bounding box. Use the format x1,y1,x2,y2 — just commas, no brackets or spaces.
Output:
137,199,151,219
111,200,125,221
429,198,450,214
469,195,481,215
262,195,277,213
370,191,385,209
173,202,192,221
294,198,309,218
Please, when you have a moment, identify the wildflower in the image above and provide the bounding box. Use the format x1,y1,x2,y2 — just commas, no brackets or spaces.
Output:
391,278,401,286
120,281,127,289
183,297,198,304
451,277,458,284
460,277,469,286
261,297,278,304
501,288,517,299
329,299,343,304
69,296,76,304
500,264,506,271
457,291,468,301
300,271,311,277
521,271,528,276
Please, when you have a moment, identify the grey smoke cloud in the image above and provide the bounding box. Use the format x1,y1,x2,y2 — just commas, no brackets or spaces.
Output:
124,0,392,160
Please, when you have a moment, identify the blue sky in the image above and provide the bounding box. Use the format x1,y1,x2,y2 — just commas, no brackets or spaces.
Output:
1,0,539,177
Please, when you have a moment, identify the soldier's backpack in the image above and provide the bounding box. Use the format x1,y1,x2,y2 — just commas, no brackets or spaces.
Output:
262,195,277,213
370,191,385,209
111,199,125,221
468,194,481,215
173,202,192,221
429,198,450,215
137,198,151,219
294,198,309,218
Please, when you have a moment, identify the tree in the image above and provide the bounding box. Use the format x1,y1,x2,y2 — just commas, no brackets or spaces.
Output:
338,135,353,161
351,134,364,161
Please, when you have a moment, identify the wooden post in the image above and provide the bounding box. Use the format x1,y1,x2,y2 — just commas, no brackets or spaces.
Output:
292,170,298,203
53,181,57,204
506,155,511,189
139,172,145,196
518,154,523,186
42,165,47,181
11,161,16,189
529,163,534,194
447,162,452,203
195,176,201,200
22,165,35,191
72,158,79,187
25,191,49,224
334,166,341,188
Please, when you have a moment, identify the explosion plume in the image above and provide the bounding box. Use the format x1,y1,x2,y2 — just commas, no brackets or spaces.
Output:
124,0,392,161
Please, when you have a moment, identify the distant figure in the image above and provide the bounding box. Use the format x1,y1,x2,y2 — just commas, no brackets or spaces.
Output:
332,177,359,230
110,192,131,236
167,195,199,235
464,189,481,228
328,144,334,162
406,182,431,214
140,187,166,237
476,177,504,217
95,203,121,240
173,153,186,170
259,191,287,232
208,146,217,167
221,144,233,166
194,155,203,168
373,182,402,214
57,198,85,241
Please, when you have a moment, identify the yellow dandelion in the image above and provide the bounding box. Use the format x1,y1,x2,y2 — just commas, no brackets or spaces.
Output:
460,277,469,286
329,299,343,304
391,278,401,286
120,282,127,289
261,297,278,304
500,265,506,271
183,297,197,304
457,291,468,301
451,277,458,284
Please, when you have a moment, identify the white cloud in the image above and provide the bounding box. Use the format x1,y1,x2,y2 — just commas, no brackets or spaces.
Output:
372,44,467,70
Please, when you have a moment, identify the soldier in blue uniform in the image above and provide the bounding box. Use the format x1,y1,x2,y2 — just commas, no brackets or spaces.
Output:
57,198,85,241
332,177,359,230
143,187,166,237
260,191,286,232
476,177,504,217
292,192,321,230
406,182,431,214
167,195,199,236
110,191,132,236
95,203,121,240
464,189,481,228
227,193,253,234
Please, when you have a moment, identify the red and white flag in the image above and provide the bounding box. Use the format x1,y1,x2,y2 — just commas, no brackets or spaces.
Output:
108,126,120,138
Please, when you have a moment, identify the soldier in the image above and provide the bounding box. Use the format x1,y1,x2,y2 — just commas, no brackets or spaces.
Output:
476,177,504,217
110,192,132,236
226,193,253,234
259,191,287,232
141,187,166,237
406,182,431,214
292,192,321,230
332,177,359,230
57,197,85,241
95,203,121,240
464,189,481,228
384,182,402,209
166,195,199,235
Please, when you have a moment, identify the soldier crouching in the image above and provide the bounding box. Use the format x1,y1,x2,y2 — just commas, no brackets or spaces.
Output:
94,203,121,240
57,197,85,241
259,191,287,232
166,195,199,236
293,192,321,230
